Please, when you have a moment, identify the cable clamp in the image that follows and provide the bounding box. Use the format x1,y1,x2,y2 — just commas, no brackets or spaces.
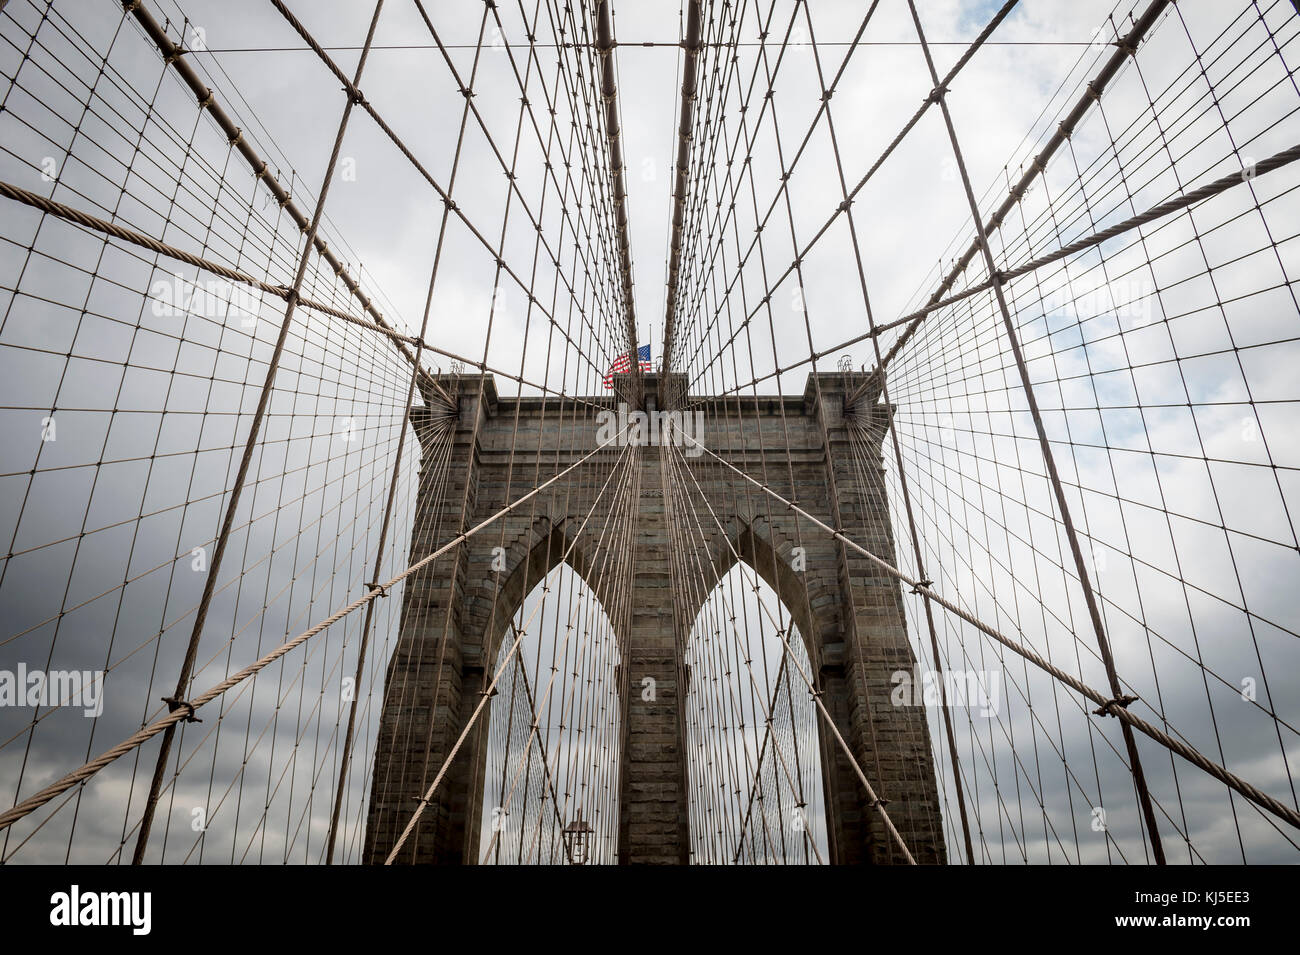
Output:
925,83,948,104
162,696,201,723
1093,694,1138,718
910,578,933,594
366,581,389,597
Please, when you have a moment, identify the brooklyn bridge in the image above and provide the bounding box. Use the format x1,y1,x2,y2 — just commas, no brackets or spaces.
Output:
0,0,1297,868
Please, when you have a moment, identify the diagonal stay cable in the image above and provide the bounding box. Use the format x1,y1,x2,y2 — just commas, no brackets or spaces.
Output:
906,0,1168,864
0,415,633,836
129,0,390,863
695,137,1300,403
679,0,1020,388
671,420,1300,835
383,436,637,864
0,177,616,411
268,0,618,386
664,435,917,864
120,0,454,408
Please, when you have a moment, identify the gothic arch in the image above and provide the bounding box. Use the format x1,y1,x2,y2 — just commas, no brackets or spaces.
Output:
365,372,946,865
683,519,843,666
464,518,620,679
682,554,831,863
473,555,623,865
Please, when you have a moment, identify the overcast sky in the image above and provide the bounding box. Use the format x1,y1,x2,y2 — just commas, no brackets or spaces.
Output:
0,0,1297,865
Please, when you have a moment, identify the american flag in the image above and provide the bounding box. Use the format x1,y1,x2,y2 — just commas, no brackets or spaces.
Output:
603,343,651,387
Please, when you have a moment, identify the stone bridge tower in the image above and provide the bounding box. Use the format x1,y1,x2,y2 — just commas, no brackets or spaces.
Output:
363,371,946,864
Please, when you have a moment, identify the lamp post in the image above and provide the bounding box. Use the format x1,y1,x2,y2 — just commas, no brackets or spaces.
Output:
563,810,595,865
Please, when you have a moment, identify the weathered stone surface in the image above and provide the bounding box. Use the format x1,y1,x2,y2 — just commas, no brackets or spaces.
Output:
364,372,945,864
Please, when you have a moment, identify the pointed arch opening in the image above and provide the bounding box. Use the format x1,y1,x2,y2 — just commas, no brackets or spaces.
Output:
474,560,622,865
683,558,829,864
